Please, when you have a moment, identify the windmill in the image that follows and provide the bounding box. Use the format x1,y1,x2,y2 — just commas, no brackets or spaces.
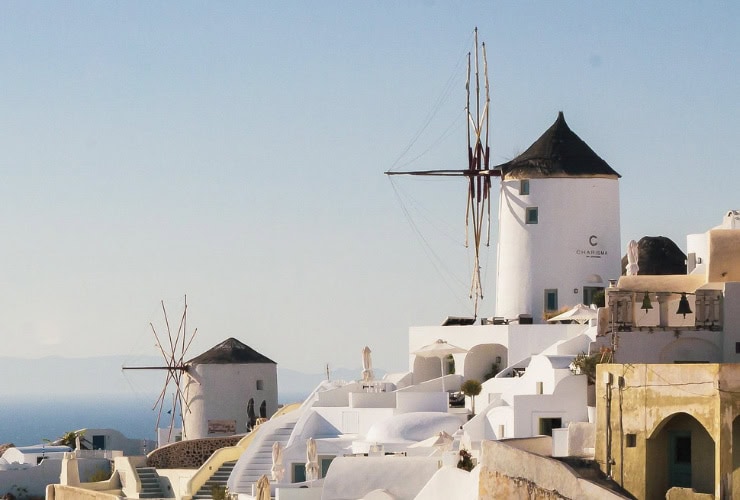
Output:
123,295,198,441
385,28,499,318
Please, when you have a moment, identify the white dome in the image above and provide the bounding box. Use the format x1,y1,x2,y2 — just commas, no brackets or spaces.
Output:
365,412,461,443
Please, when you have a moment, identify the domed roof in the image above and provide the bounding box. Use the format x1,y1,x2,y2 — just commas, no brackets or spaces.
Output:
187,337,276,365
496,112,620,179
620,236,687,275
365,412,460,443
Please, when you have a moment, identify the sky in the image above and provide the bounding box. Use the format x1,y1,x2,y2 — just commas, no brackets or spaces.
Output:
0,2,738,383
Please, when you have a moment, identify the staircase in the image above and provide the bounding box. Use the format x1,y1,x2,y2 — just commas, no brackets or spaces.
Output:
242,420,296,485
135,467,165,499
228,416,298,494
192,461,236,499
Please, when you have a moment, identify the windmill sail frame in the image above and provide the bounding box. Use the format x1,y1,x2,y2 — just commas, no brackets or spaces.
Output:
122,295,198,441
385,28,498,317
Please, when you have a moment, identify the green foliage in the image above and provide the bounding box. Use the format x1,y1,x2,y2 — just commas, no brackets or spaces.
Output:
210,485,227,500
460,379,482,397
457,449,474,472
88,467,112,482
48,430,88,449
460,379,482,415
571,350,610,385
483,362,499,381
591,290,606,307
445,354,455,374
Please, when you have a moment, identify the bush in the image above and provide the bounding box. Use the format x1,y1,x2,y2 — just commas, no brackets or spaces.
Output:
457,449,474,471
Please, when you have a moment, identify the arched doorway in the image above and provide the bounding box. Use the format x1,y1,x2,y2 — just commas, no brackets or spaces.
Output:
247,398,256,429
646,412,715,497
260,400,267,419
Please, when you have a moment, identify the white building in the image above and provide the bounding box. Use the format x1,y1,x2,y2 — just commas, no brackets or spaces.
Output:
495,112,621,323
594,211,740,365
182,337,278,440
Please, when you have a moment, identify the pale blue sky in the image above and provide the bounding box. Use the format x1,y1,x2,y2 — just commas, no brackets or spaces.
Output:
0,2,737,378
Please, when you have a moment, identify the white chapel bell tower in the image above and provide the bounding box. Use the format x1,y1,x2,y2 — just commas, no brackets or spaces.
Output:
494,112,621,323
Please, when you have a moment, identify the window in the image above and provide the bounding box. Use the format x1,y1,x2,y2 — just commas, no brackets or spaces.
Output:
256,380,264,390
293,462,306,483
583,286,604,307
735,342,740,354
525,207,538,224
538,417,562,436
519,179,530,195
545,289,558,312
320,457,334,478
626,434,637,448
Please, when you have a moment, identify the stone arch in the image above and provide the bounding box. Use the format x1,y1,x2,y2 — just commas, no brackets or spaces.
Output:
658,337,721,363
463,343,507,383
646,412,715,498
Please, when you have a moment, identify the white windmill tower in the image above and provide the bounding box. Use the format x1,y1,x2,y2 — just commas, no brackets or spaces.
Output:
182,337,278,439
494,112,621,323
386,29,621,322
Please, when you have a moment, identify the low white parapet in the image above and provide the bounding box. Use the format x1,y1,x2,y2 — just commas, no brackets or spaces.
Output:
395,392,448,413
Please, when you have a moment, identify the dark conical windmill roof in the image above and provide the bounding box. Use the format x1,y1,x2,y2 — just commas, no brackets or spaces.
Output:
496,112,620,179
187,337,276,365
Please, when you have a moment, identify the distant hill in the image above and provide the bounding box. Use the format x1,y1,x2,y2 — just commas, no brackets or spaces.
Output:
0,356,384,404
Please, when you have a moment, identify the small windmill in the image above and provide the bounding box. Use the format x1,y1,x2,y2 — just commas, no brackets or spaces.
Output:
123,295,198,440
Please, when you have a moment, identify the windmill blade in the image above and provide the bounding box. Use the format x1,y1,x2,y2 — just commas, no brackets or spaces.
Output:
179,327,198,367
173,301,187,356
150,323,170,362
161,300,176,357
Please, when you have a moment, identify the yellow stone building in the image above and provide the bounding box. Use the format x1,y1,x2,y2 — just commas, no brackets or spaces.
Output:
595,363,740,499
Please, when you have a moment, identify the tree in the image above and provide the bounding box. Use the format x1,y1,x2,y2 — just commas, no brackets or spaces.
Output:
570,348,612,385
460,379,482,416
48,430,89,450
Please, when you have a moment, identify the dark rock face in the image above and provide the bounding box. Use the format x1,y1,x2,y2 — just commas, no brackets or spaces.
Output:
621,236,687,275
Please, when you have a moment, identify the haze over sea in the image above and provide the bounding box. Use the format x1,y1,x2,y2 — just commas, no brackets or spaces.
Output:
0,356,365,446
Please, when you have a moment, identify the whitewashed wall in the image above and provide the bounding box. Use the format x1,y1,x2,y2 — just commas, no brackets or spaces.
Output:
495,177,621,323
183,362,277,439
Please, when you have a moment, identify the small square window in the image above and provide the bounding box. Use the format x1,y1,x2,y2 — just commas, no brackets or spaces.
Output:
525,207,538,224
256,380,264,390
626,434,637,448
519,179,530,195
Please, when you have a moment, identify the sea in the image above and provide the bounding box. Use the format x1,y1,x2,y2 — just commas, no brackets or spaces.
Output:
0,392,310,447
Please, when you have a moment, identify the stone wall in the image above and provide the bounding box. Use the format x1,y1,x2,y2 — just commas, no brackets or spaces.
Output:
147,435,243,469
478,440,627,499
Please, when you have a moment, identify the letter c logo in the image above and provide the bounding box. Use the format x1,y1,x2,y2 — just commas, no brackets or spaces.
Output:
589,235,598,247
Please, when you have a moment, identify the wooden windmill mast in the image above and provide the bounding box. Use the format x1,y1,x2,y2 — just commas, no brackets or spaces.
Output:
385,28,499,318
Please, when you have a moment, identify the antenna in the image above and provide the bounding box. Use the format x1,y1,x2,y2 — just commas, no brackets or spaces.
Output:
123,295,198,441
385,27,497,318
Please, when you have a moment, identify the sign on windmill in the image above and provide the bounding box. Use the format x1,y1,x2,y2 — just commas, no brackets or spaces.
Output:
385,28,499,318
122,295,197,443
